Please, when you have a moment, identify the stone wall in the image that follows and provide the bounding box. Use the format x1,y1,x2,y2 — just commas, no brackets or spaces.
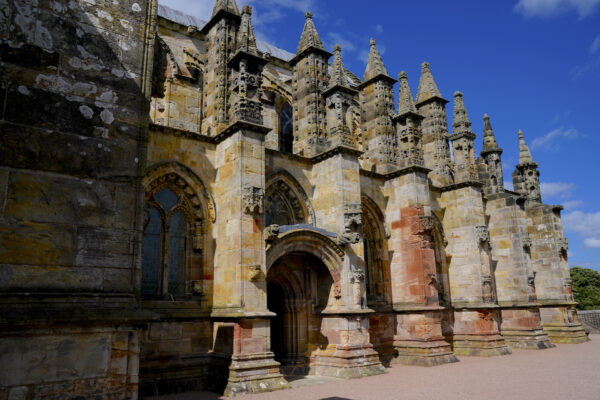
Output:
0,0,157,398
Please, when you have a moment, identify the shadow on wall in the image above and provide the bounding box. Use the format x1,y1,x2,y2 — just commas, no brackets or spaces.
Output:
0,0,156,399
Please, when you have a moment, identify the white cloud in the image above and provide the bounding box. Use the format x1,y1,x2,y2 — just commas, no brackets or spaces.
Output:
540,182,575,199
514,0,600,19
584,238,600,248
563,200,583,209
531,127,579,150
563,211,600,237
325,32,357,54
159,0,215,20
570,56,600,80
589,35,600,55
505,180,515,191
375,24,384,34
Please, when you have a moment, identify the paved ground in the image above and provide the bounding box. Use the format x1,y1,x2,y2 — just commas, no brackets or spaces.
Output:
149,335,599,400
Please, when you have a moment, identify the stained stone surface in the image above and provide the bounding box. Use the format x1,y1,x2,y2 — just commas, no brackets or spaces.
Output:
0,1,588,399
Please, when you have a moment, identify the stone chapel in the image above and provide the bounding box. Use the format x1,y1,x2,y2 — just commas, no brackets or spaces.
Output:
0,1,589,398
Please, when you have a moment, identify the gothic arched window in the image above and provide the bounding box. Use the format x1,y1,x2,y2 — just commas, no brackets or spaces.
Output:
278,102,293,153
142,187,190,297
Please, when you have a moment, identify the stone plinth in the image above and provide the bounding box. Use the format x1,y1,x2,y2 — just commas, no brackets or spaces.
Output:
309,315,386,379
450,308,511,357
500,308,555,349
540,306,589,344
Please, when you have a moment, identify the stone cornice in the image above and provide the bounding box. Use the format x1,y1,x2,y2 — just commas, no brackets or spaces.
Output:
440,180,483,192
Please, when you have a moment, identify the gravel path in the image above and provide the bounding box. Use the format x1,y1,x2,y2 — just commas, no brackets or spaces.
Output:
149,335,599,400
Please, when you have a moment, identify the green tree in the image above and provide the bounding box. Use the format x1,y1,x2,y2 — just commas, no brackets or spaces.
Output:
570,267,600,310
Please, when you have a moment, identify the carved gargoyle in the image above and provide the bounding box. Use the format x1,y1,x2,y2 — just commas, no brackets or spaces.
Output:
475,225,489,244
264,224,280,242
338,232,360,245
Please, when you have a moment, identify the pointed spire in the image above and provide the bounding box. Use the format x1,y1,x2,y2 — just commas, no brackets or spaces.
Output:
297,11,324,54
328,44,348,89
482,114,501,153
416,62,445,105
363,38,390,82
212,0,240,18
397,71,418,116
237,5,258,56
518,130,535,165
452,91,473,136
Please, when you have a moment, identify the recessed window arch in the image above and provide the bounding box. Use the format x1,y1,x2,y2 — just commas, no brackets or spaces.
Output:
278,101,293,153
142,187,193,297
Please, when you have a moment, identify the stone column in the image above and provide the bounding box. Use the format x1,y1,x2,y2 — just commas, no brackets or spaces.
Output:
309,151,385,378
440,185,511,356
385,168,457,366
212,123,288,396
486,193,554,349
526,203,588,344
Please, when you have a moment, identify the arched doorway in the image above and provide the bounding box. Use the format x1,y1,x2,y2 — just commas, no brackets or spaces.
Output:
267,252,333,376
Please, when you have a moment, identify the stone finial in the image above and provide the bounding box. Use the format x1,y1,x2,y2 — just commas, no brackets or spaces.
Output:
328,44,348,89
362,37,390,82
397,70,418,115
237,4,258,56
212,0,240,18
416,61,443,104
482,114,501,153
297,10,324,54
452,90,473,136
518,130,535,165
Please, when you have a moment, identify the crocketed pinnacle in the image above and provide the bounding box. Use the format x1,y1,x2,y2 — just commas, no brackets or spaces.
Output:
452,91,473,136
397,71,417,115
297,11,324,54
416,62,443,104
212,0,240,17
363,38,390,82
518,130,535,165
237,5,258,56
328,44,348,89
482,114,500,153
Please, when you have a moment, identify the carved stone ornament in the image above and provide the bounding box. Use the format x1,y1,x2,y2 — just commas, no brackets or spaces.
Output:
556,237,569,253
522,234,532,249
243,185,264,214
334,282,342,299
264,224,280,242
475,225,489,244
350,270,365,284
412,215,434,235
343,204,363,229
527,272,536,287
338,232,361,246
191,280,203,295
246,265,262,282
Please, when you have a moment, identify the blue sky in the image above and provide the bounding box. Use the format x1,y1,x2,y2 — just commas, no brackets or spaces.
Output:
160,0,600,271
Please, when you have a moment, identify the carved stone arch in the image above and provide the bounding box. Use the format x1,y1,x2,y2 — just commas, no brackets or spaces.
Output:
262,71,293,105
265,170,316,226
361,195,391,303
266,230,344,286
144,161,216,226
431,212,451,305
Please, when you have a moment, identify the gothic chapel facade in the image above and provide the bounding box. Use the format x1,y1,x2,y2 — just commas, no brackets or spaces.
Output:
0,1,589,399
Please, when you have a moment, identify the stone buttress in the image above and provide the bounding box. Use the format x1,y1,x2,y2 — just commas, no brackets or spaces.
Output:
208,4,289,396
439,91,510,357
309,43,385,379
383,71,457,366
479,118,553,349
512,132,588,344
